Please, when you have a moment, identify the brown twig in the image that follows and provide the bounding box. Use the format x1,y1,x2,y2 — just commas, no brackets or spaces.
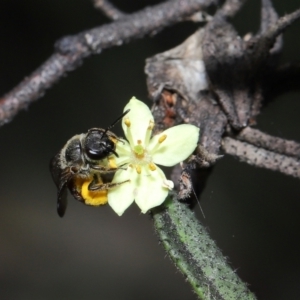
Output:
235,127,300,158
217,0,247,18
93,0,126,20
222,137,300,178
259,0,282,56
0,0,214,126
248,8,300,63
260,0,279,33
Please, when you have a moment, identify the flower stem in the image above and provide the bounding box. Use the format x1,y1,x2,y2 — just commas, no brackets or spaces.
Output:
152,197,257,300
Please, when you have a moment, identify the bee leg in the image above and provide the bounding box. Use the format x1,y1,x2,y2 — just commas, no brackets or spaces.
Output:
88,173,129,191
90,165,117,172
91,163,127,172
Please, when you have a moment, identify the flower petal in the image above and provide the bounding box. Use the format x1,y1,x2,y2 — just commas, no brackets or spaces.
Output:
113,139,131,166
122,97,154,146
149,124,199,166
107,168,134,216
162,179,174,190
134,167,170,213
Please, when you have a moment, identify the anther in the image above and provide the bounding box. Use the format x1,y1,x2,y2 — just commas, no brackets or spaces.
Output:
124,118,131,127
158,134,167,143
148,120,154,130
149,163,156,171
136,165,141,174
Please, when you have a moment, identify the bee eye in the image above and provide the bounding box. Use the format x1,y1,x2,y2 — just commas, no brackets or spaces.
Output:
84,130,114,160
85,146,106,160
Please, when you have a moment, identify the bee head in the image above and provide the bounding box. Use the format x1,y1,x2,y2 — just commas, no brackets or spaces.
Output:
84,129,117,160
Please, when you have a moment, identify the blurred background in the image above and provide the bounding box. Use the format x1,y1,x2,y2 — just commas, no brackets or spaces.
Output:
0,0,299,299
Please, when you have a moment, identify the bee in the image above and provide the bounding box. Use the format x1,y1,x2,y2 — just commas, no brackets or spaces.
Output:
50,109,130,217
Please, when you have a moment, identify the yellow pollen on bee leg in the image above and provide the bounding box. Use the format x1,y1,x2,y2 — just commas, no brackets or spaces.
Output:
135,165,142,174
108,157,117,169
124,118,131,127
81,180,108,206
149,163,156,171
158,134,167,143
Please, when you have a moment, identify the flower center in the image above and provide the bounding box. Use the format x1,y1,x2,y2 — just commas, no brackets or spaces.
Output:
123,115,164,174
133,144,144,158
132,139,149,162
130,141,155,174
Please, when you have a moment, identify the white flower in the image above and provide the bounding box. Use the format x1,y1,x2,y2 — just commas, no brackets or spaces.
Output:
107,97,199,216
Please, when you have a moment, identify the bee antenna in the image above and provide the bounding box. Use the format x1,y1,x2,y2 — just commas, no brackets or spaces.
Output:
102,109,130,137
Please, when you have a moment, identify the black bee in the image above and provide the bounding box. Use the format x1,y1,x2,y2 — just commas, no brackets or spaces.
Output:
50,109,129,217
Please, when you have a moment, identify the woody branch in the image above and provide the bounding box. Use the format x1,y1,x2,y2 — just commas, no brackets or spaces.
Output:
0,0,214,126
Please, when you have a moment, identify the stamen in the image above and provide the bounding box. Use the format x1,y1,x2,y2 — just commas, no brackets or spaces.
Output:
149,163,156,171
124,118,134,145
145,120,154,146
148,120,154,130
137,140,142,144
159,134,167,143
124,118,131,127
135,165,141,174
149,134,166,153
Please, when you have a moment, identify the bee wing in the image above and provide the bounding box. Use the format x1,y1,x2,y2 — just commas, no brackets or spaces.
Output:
50,154,72,217
57,182,68,217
